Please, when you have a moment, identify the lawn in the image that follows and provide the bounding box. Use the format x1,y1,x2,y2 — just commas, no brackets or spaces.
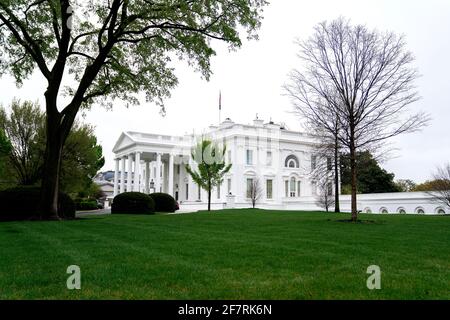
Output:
0,209,448,299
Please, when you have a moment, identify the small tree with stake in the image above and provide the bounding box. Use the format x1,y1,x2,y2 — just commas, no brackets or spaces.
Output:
186,139,231,212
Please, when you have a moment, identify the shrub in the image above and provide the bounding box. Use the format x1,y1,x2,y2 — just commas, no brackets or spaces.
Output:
74,198,98,211
111,192,155,214
149,192,177,213
0,186,75,221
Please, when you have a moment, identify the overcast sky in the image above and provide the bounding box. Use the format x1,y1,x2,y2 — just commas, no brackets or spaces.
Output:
1,0,449,183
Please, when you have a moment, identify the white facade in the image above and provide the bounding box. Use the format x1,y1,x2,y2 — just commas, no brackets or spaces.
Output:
111,118,448,215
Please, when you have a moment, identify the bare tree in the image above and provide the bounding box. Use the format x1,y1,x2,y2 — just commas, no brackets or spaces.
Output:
427,163,450,210
315,179,335,212
248,178,263,209
284,18,429,221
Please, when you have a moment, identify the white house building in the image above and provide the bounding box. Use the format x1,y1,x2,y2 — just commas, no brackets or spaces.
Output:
111,118,448,214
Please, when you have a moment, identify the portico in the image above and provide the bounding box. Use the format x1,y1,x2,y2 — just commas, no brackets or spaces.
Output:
112,132,192,200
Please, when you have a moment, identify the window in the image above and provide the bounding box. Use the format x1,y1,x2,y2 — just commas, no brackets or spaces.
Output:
245,136,249,146
267,137,272,149
197,185,201,200
266,151,272,166
327,182,333,196
290,177,296,197
185,183,189,200
227,178,232,195
246,150,253,165
285,155,299,168
285,180,289,197
312,181,317,195
266,179,273,199
311,155,317,170
217,184,221,199
327,157,332,171
227,150,232,164
176,165,180,174
297,181,301,197
246,178,254,198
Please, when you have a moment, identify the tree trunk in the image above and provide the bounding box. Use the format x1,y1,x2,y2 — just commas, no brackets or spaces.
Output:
334,133,340,213
39,113,63,220
349,141,358,222
207,181,211,212
39,93,76,220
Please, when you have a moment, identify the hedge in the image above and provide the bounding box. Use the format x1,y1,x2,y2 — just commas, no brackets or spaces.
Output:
149,192,177,213
111,192,155,214
75,199,98,211
0,186,76,221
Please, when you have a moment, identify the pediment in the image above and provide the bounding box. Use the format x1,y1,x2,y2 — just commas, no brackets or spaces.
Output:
112,132,135,153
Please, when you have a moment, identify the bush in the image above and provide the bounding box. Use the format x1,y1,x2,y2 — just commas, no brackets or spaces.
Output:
74,198,98,211
111,192,155,214
149,192,177,213
0,186,76,221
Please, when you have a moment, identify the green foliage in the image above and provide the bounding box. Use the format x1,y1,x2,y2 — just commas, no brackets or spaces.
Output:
186,138,231,210
74,198,99,211
0,100,104,192
60,123,105,195
149,192,177,213
0,99,45,185
0,129,11,178
413,179,449,192
340,151,401,194
395,179,417,192
0,186,75,221
111,192,155,214
0,0,268,111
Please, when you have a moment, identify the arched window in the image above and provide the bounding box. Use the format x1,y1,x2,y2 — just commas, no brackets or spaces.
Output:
380,207,388,214
397,208,406,214
436,208,446,214
285,155,299,168
415,207,425,214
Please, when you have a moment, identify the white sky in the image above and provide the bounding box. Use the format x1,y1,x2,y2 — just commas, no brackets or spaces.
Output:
1,0,449,183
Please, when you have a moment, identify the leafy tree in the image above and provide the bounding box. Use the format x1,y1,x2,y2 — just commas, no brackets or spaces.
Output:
0,1,267,218
413,179,449,192
186,139,231,211
60,123,105,195
0,129,12,183
424,163,450,210
340,151,401,194
395,179,417,192
0,100,104,194
0,99,45,185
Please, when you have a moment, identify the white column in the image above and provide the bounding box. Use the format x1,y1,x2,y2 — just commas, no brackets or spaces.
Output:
113,158,119,196
127,155,133,192
168,154,174,196
145,161,150,194
155,153,161,193
120,156,126,193
134,151,141,192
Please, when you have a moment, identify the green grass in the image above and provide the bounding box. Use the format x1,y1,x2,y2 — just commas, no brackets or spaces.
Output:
0,209,449,299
